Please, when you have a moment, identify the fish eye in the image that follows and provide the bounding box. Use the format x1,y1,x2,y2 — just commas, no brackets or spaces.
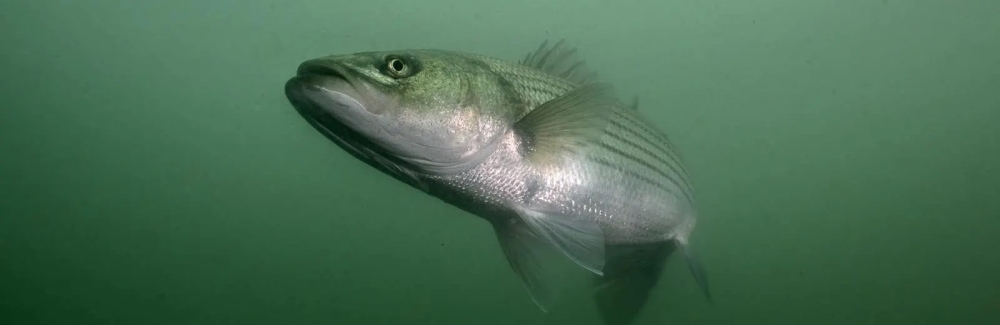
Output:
384,56,410,78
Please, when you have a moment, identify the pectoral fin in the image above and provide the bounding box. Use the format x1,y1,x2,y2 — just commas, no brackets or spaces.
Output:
513,82,617,167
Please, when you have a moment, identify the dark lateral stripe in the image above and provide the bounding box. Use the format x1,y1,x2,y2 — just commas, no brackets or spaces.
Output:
520,83,572,100
520,83,563,98
607,114,692,185
594,141,696,205
611,109,672,145
613,109,684,157
602,126,693,193
612,109,682,156
610,110,691,179
506,72,574,94
530,76,574,92
586,156,671,195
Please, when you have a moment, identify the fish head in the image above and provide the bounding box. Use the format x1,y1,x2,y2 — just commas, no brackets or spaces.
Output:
285,50,517,177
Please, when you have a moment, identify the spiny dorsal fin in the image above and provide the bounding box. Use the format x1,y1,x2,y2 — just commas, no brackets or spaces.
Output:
520,39,600,85
514,82,617,166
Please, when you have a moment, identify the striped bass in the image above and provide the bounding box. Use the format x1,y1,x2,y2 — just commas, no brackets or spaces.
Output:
284,39,711,325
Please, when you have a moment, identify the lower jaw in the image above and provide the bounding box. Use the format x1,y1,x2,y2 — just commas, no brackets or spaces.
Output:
296,109,366,160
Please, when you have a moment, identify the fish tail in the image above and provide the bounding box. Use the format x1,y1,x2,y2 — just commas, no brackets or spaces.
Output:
591,239,712,325
592,242,673,325
679,239,713,302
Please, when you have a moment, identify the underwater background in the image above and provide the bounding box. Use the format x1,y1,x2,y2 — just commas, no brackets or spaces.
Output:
1,0,998,324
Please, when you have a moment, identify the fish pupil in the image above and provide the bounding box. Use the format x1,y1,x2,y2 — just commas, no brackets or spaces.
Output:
390,59,404,72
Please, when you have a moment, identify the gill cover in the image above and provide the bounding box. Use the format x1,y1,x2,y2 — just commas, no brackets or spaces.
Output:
294,52,510,176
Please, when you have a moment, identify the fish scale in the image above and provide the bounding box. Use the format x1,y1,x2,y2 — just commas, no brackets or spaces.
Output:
482,59,697,214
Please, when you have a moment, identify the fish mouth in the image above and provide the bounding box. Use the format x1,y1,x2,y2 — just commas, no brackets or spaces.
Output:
286,73,376,158
285,58,377,145
285,72,354,138
284,63,416,182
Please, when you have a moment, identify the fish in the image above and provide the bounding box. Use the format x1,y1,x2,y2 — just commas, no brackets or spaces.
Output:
284,39,711,325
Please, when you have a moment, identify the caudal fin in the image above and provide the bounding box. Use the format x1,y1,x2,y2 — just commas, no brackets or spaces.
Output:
592,242,675,325
680,241,712,302
592,240,712,325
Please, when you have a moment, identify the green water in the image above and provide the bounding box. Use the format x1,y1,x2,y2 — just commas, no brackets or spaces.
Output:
2,1,998,324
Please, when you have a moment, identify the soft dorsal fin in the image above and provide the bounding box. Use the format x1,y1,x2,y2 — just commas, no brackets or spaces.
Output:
520,39,599,85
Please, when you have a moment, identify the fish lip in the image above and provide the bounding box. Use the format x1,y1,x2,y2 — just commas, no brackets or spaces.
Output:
284,62,357,122
296,59,341,76
284,76,352,135
296,59,352,83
